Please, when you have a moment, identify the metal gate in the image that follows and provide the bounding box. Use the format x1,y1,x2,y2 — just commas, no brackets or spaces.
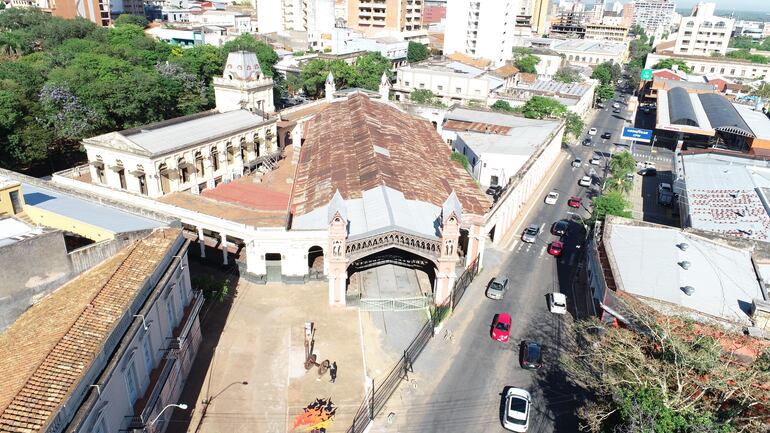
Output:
356,295,432,312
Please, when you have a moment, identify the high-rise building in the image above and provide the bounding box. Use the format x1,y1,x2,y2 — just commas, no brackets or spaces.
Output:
257,0,336,38
529,0,551,35
673,2,734,56
443,0,519,66
346,0,424,33
48,0,111,26
633,0,676,36
591,0,605,24
621,1,634,27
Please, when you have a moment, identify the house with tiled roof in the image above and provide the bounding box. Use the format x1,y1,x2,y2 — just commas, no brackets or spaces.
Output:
0,229,202,433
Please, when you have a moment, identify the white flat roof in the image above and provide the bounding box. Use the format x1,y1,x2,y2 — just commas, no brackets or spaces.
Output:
733,103,770,140
0,218,41,248
607,222,762,326
458,119,560,156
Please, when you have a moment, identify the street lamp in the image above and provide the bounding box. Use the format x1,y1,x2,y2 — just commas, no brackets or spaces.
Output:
148,403,188,427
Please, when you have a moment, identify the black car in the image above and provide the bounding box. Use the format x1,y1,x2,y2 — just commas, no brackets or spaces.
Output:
486,185,502,197
601,132,612,139
520,341,543,369
582,137,593,146
638,167,657,176
551,219,570,236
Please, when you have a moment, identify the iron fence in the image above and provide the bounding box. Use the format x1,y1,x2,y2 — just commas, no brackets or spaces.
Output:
346,255,480,433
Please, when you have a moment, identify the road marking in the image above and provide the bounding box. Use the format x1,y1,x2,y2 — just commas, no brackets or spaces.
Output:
525,243,532,253
539,223,545,234
508,240,519,252
539,247,546,258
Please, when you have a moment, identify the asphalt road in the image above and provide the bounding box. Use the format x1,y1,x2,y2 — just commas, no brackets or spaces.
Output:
373,106,632,433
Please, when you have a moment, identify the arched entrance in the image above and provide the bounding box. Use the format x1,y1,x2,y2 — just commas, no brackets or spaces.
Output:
308,245,324,279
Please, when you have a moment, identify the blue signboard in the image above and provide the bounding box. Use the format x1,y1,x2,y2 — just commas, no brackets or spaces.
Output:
621,127,653,143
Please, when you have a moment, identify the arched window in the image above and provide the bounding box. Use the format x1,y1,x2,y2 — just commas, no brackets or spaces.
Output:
210,146,219,171
195,151,205,177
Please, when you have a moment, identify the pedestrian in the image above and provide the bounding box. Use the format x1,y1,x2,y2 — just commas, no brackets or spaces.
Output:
330,362,338,383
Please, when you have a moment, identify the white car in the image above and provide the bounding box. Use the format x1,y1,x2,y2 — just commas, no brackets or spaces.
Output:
579,176,592,187
548,292,567,315
503,388,531,432
588,128,597,135
612,102,620,109
590,157,602,166
544,191,559,205
641,161,656,169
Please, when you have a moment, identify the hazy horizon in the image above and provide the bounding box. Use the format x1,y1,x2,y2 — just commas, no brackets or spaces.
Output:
586,0,770,14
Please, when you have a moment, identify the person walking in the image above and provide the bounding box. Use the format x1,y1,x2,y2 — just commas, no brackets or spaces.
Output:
329,362,338,383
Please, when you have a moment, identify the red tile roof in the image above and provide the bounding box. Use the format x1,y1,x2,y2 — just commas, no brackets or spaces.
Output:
0,229,181,433
443,119,512,135
290,93,491,217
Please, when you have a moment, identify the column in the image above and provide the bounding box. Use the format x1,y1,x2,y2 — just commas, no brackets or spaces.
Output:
197,226,206,258
221,232,228,265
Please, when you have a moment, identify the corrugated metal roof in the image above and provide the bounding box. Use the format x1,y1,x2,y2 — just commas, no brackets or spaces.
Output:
668,87,699,126
699,93,754,137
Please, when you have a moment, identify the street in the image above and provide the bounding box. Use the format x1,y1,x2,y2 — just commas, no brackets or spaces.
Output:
372,102,635,433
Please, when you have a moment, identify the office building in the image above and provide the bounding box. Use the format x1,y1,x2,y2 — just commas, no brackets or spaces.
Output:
673,2,734,57
49,0,111,26
443,0,520,66
633,0,676,36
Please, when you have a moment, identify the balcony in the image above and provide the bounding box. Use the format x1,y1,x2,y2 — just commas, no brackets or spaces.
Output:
169,290,204,351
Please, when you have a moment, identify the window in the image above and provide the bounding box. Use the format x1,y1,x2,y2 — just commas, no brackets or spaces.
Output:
455,87,462,94
9,191,22,214
404,81,410,86
124,362,140,404
143,335,154,370
211,147,219,171
437,85,443,91
419,83,425,88
166,296,177,329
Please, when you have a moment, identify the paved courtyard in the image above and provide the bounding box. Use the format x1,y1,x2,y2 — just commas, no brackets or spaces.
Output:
170,277,367,433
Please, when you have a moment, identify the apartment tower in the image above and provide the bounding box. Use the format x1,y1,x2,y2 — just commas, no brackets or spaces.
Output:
347,0,424,33
443,0,520,66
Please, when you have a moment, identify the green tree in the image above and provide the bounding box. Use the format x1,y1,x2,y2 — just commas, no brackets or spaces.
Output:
353,52,392,90
564,112,584,140
726,49,769,64
751,82,770,99
490,100,515,112
591,66,612,85
609,151,637,177
652,58,692,73
113,14,149,28
729,36,758,49
410,89,437,104
596,84,615,101
512,47,541,74
222,34,280,77
591,191,631,220
522,96,566,119
407,41,429,63
554,67,583,83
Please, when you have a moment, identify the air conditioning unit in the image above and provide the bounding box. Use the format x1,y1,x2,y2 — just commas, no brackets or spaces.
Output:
191,184,200,195
206,179,216,190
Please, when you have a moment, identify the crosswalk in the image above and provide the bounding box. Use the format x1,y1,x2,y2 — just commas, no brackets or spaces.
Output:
630,152,671,163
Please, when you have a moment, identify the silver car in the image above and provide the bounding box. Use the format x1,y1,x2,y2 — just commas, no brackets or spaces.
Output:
486,277,509,300
521,224,539,243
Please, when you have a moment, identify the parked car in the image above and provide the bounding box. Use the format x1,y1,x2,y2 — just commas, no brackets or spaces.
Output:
601,132,612,139
658,189,674,206
590,157,602,166
551,220,570,236
519,341,543,369
579,176,592,187
638,167,657,176
486,277,509,300
548,240,564,257
548,292,568,314
613,108,621,114
503,388,531,432
588,127,597,135
642,161,656,169
642,106,651,114
567,196,582,208
571,158,583,167
596,102,605,109
491,313,511,342
521,224,540,243
544,191,559,205
658,182,672,193
582,137,593,146
486,185,503,197
612,102,620,109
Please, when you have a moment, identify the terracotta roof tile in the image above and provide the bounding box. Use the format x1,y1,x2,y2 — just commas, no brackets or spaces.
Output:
291,93,490,217
492,64,519,78
519,73,537,83
0,229,180,433
447,52,491,69
443,119,512,135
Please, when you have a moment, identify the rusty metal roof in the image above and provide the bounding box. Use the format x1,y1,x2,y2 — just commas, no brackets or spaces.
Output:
291,93,490,218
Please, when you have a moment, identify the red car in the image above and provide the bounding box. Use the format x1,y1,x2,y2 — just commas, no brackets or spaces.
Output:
567,196,582,208
491,313,511,342
548,241,564,257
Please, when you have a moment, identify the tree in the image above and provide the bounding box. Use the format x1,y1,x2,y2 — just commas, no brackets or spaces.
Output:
652,58,692,73
726,49,769,64
407,41,429,63
353,52,392,90
521,96,566,119
410,89,437,104
491,100,515,112
565,112,584,140
751,82,770,99
512,47,541,74
554,67,583,83
596,84,615,101
591,66,612,85
609,151,636,177
222,34,280,77
114,14,149,28
563,309,770,433
591,191,631,220
729,36,758,49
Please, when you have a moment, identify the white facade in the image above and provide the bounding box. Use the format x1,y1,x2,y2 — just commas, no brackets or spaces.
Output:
393,61,505,104
633,0,676,36
533,52,563,79
673,2,733,57
189,10,252,34
443,0,520,66
645,52,770,80
257,0,283,33
327,28,408,61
